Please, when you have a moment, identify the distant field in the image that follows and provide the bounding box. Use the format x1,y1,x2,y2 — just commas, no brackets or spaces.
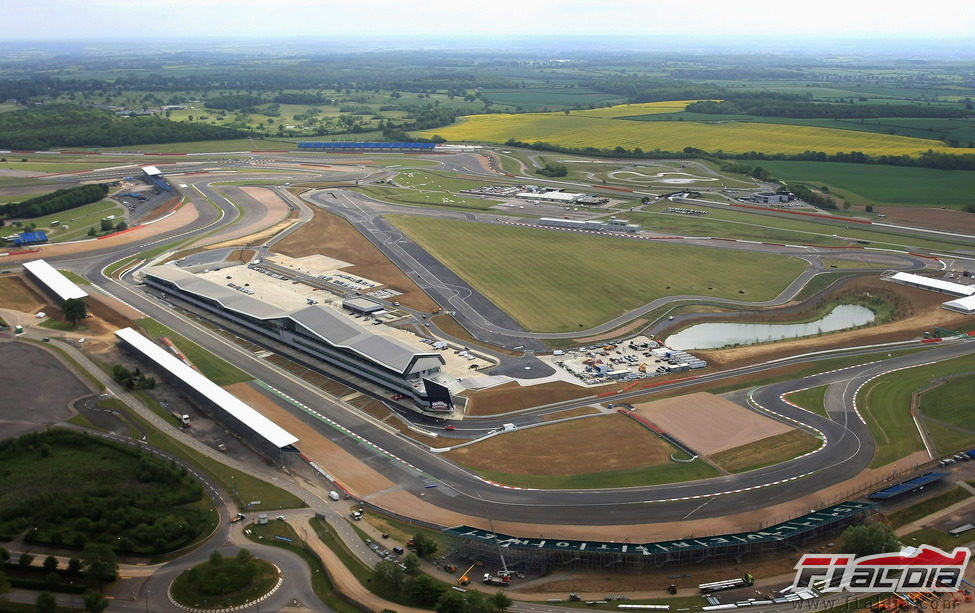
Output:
753,161,975,208
479,87,625,111
416,104,974,156
918,372,975,453
391,216,806,332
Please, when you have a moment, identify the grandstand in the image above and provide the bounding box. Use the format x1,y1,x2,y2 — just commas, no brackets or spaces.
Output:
298,142,437,151
114,327,299,462
868,472,947,502
444,501,873,571
141,165,173,192
22,259,88,303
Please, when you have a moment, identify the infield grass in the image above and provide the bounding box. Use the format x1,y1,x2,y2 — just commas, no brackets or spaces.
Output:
391,216,807,332
859,351,975,468
710,429,821,473
135,317,253,385
784,385,830,419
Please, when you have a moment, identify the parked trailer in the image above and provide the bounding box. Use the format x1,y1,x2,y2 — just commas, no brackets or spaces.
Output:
699,574,754,593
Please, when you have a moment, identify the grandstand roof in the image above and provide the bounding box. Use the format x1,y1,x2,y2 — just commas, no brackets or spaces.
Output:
22,259,88,301
890,272,975,297
943,294,975,315
142,165,162,176
447,501,874,555
114,327,298,449
868,472,947,501
144,266,444,376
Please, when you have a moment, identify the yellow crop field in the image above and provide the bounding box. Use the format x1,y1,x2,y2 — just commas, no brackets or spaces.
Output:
568,100,696,118
417,105,974,157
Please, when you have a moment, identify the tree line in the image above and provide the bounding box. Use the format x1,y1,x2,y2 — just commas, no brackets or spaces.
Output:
0,184,108,219
0,105,245,150
685,94,968,119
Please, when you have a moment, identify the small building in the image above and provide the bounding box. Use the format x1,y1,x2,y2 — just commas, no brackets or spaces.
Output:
750,192,790,204
342,297,384,316
606,218,641,233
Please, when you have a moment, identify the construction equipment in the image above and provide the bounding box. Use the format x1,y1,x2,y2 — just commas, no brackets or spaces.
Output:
638,363,647,373
443,564,457,573
458,561,480,586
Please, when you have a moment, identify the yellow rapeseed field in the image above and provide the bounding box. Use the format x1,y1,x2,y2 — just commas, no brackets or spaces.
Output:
417,103,973,156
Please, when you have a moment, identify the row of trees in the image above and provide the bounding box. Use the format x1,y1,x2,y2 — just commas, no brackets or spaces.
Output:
0,184,108,219
0,105,246,150
1,544,115,612
685,94,968,119
111,364,156,390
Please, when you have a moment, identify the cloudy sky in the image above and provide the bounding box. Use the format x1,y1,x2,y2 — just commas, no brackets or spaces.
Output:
4,0,975,42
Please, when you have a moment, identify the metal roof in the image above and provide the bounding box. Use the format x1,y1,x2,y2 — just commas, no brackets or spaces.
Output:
342,297,383,313
890,272,975,297
943,294,975,314
22,259,89,301
145,266,444,376
114,327,298,449
142,165,162,176
869,472,947,500
446,501,874,556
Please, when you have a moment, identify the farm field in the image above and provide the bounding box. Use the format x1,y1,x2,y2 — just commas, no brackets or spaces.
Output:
416,105,975,156
478,87,626,111
753,161,975,208
390,215,807,332
858,352,975,468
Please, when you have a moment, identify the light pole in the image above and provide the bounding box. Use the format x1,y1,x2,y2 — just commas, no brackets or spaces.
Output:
145,588,150,613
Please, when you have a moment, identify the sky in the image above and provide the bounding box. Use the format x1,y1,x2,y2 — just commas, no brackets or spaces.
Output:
4,0,975,43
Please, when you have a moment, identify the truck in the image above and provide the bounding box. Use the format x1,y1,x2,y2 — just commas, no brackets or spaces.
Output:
171,411,190,427
483,573,510,586
699,573,754,593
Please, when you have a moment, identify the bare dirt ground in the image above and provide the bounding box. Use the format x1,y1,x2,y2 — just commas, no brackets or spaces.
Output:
224,381,396,497
273,204,439,312
874,205,975,235
462,379,614,416
445,413,672,475
633,392,792,456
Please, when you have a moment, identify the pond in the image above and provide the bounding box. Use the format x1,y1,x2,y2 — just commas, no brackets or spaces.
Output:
664,304,876,350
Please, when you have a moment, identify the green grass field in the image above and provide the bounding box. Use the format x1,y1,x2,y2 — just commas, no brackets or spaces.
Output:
885,486,973,528
479,87,626,111
630,202,970,253
859,352,975,468
391,215,807,332
354,184,499,210
755,161,975,208
135,317,253,385
919,372,975,444
6,198,124,243
785,385,830,419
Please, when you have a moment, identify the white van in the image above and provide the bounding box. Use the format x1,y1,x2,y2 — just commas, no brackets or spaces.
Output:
328,491,340,501
501,423,517,432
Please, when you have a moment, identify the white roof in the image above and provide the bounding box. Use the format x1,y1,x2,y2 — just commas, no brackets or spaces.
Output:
114,327,298,449
890,272,975,297
942,294,975,314
22,259,88,301
517,191,583,202
142,165,162,176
